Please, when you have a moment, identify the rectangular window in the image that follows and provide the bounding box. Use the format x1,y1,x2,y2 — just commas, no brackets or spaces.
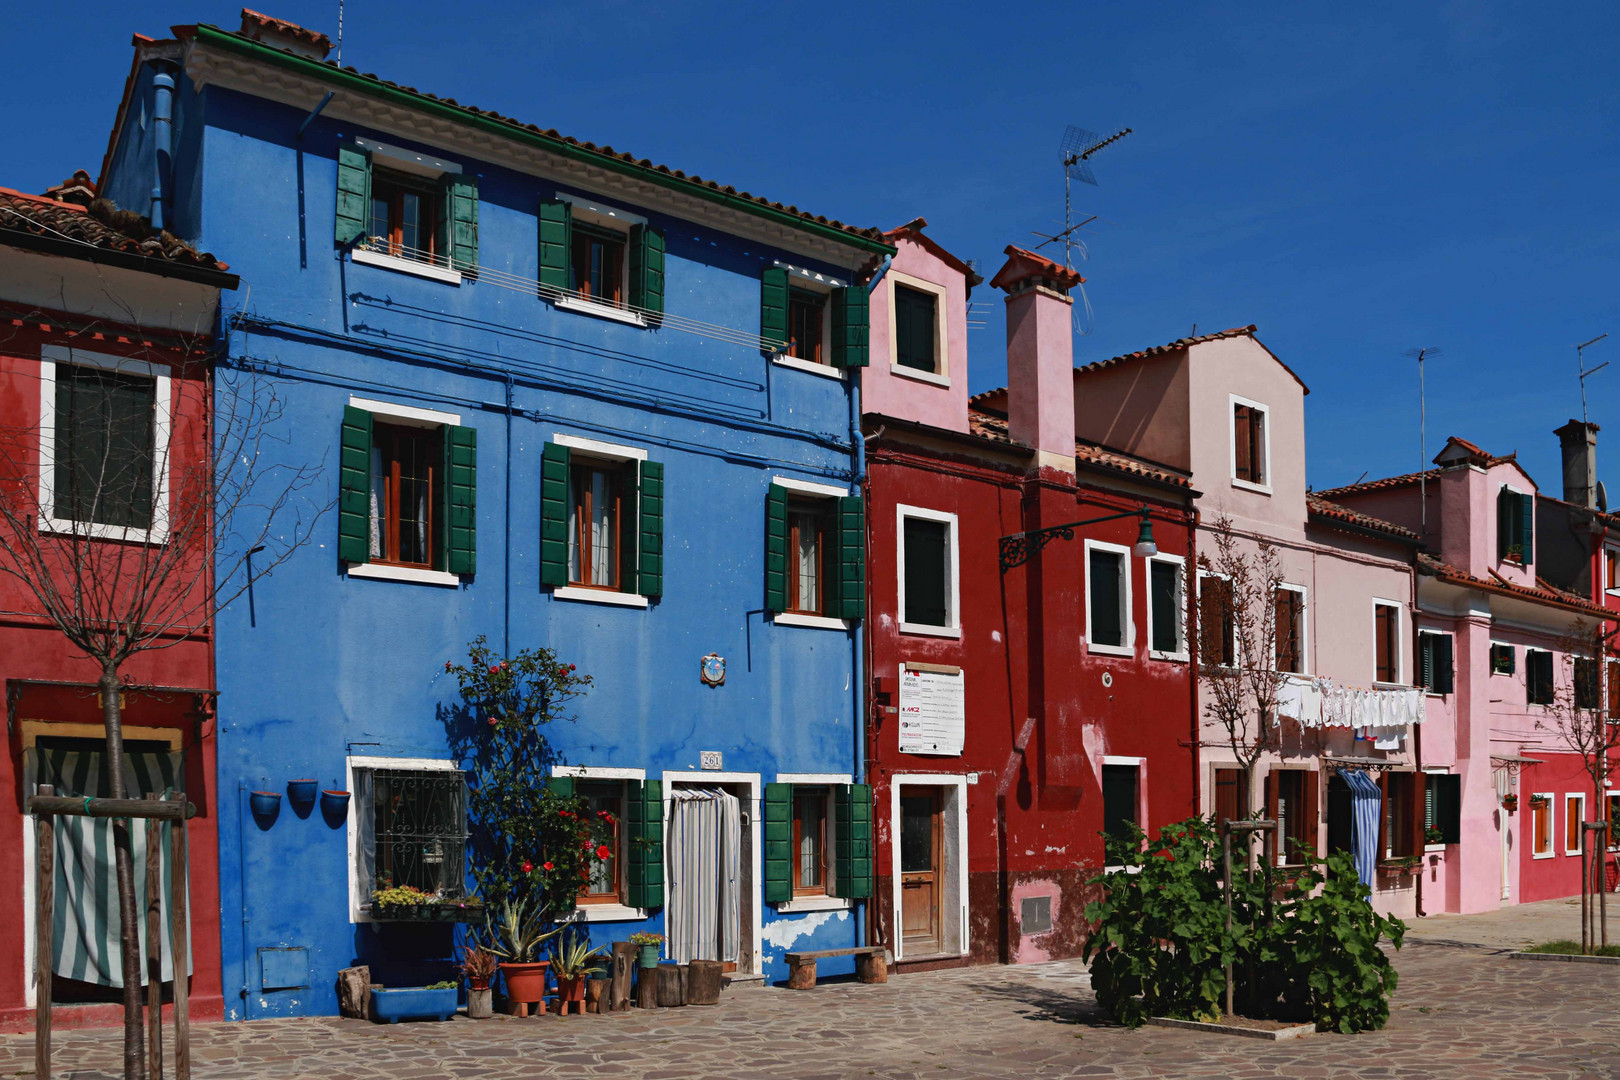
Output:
1232,400,1268,486
900,511,955,630
1274,586,1304,674
787,288,826,365
369,422,441,567
1087,545,1129,653
567,460,630,589
1148,557,1184,658
1497,486,1533,564
1384,772,1416,859
1526,649,1555,705
1607,548,1619,592
360,766,468,902
793,787,829,896
571,222,625,304
1374,602,1400,683
1199,575,1236,667
577,780,623,902
52,361,158,530
1273,770,1315,865
1607,793,1620,851
787,500,828,615
1419,631,1456,694
1490,642,1516,676
1425,772,1461,845
894,284,939,372
1609,660,1620,720
1575,657,1600,711
368,168,441,265
1213,767,1241,827
1565,793,1586,855
1532,794,1553,856
1101,764,1140,859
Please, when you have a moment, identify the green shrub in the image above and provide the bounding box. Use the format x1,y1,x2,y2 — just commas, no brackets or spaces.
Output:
1525,940,1620,956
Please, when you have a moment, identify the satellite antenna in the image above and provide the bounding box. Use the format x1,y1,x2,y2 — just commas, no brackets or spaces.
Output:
1576,334,1608,424
1030,124,1132,337
1404,347,1442,534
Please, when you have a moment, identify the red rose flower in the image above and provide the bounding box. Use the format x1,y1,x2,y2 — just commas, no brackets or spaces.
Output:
444,661,452,671
487,716,498,726
543,861,555,871
521,860,534,873
488,665,500,675
596,845,611,860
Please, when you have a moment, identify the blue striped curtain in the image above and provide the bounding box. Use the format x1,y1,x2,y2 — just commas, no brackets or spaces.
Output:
667,788,741,965
1336,768,1382,889
25,747,192,987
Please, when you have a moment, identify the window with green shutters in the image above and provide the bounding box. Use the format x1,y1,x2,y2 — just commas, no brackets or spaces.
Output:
894,283,940,373
760,267,789,352
540,440,663,599
762,271,869,367
1526,648,1555,705
537,197,664,320
336,142,479,273
831,783,873,899
763,783,793,903
1425,773,1461,845
1497,486,1534,564
831,286,869,368
764,484,863,621
624,778,664,909
767,782,868,902
338,403,475,575
1418,631,1455,695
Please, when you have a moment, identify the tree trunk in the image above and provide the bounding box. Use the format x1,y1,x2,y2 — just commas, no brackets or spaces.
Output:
101,666,146,1080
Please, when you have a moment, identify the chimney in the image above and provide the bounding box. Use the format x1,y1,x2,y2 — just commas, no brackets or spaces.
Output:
990,246,1084,473
1554,419,1599,508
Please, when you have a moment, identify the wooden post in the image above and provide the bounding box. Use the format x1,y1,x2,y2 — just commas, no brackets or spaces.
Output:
146,798,164,1080
656,964,685,1007
686,960,722,1004
609,942,635,1012
168,794,191,1080
35,784,54,1080
635,962,659,1010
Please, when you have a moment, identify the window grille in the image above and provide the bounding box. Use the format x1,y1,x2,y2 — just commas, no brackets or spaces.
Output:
365,768,468,898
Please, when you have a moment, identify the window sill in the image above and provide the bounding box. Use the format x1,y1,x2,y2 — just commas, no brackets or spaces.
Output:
774,895,853,913
1532,851,1555,860
890,363,950,387
1087,642,1134,658
1149,649,1189,663
351,247,463,285
1424,843,1447,854
1231,478,1273,496
567,903,648,923
771,353,845,380
899,622,961,639
774,612,853,631
553,585,649,608
556,296,647,327
347,563,463,587
38,516,167,546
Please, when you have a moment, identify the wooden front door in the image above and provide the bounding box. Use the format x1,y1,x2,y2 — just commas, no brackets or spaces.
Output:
900,789,943,955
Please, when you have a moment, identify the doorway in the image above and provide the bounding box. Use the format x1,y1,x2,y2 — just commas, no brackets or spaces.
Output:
900,789,942,955
890,776,966,961
666,780,756,974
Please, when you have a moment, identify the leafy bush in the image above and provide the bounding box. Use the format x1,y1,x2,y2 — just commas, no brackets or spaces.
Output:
1084,816,1404,1033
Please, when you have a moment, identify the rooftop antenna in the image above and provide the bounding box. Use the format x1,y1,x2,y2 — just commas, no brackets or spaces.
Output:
337,0,344,63
1405,347,1442,534
1031,124,1132,338
1577,334,1608,423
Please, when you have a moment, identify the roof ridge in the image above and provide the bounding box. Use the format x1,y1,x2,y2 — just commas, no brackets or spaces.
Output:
0,187,87,213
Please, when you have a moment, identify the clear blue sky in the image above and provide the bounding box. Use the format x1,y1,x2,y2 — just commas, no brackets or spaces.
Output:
8,2,1618,494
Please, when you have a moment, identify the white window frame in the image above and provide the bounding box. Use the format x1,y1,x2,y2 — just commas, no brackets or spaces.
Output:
1101,756,1147,870
551,433,652,608
38,345,173,545
1531,791,1555,858
554,765,649,922
1525,647,1554,706
1196,569,1236,669
349,141,467,285
772,477,855,630
1606,790,1620,852
1564,792,1587,856
1488,639,1515,677
1605,546,1620,596
1371,597,1405,686
343,396,466,586
1422,766,1451,853
1084,539,1133,657
553,194,649,327
1228,393,1273,495
887,269,950,386
897,504,960,638
1418,628,1455,696
1273,582,1309,676
1498,482,1531,567
770,263,847,380
1145,554,1187,662
774,771,854,913
345,755,465,924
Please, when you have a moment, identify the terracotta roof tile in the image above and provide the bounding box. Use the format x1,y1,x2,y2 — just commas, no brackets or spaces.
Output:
988,245,1084,291
1305,494,1419,543
1075,325,1310,395
968,408,1190,488
1318,439,1523,500
0,188,230,273
239,8,332,56
1417,552,1616,620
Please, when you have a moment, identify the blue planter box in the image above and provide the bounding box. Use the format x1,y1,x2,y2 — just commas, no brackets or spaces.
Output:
369,986,458,1023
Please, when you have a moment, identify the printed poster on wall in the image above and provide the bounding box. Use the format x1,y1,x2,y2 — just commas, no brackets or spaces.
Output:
898,665,965,756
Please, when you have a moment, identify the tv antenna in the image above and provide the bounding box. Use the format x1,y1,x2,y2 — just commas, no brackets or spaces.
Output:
1577,333,1608,423
1030,124,1132,337
1404,347,1442,533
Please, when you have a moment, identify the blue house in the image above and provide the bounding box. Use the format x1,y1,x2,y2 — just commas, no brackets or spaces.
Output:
96,10,892,1017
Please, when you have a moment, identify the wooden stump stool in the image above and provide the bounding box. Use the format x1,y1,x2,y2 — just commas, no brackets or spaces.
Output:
686,960,723,1005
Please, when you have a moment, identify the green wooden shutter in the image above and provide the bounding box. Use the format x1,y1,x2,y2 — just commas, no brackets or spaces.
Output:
831,286,870,368
637,460,664,598
619,465,640,596
1434,774,1461,845
538,198,572,293
831,783,873,899
763,783,792,904
335,144,371,247
761,268,788,352
443,424,477,575
1434,634,1455,695
446,175,479,273
624,779,664,909
629,223,665,315
1520,491,1534,564
765,484,788,612
338,405,373,564
540,441,571,587
834,494,865,620
546,775,576,798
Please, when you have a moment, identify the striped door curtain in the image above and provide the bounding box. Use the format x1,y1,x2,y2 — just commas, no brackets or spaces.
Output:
24,746,192,988
666,787,741,965
1336,768,1382,889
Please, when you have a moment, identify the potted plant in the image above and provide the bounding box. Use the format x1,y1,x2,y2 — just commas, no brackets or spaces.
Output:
551,928,608,1011
484,893,566,1012
1424,825,1445,846
1529,793,1550,810
629,931,663,970
370,883,486,924
460,945,499,1019
1501,792,1519,813
370,980,459,1024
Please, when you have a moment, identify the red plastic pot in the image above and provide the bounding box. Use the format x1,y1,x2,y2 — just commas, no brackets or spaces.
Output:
499,960,550,1009
556,975,586,1003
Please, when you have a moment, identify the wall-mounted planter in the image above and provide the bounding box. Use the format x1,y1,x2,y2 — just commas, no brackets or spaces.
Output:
287,779,319,803
249,791,282,818
320,789,351,815
369,985,458,1024
368,899,486,924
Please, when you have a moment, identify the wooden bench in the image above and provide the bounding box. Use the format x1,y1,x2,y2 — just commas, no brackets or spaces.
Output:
783,946,887,989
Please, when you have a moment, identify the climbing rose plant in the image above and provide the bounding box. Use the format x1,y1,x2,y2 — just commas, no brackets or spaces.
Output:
444,636,611,923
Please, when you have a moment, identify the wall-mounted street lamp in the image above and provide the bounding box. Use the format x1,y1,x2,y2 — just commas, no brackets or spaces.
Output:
998,506,1157,573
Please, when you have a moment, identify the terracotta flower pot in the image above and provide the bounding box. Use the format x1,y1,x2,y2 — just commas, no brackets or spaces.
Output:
499,960,550,1010
556,975,586,1003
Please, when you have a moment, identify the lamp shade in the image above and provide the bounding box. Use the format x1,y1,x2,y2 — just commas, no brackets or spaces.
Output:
1132,513,1158,558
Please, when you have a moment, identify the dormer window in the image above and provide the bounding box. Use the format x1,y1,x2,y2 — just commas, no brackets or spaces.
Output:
1496,485,1534,565
1231,396,1269,490
787,289,826,365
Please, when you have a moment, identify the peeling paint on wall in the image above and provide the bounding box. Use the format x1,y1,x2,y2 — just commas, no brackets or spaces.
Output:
761,908,847,949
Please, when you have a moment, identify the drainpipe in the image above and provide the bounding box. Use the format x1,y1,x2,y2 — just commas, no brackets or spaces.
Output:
1411,547,1426,918
851,373,867,950
151,69,175,231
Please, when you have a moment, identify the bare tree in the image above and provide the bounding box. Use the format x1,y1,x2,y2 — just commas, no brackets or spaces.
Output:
0,305,323,1078
1535,621,1620,952
1194,515,1289,845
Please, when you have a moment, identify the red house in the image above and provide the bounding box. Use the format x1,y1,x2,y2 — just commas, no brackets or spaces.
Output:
0,175,237,1028
859,227,1198,968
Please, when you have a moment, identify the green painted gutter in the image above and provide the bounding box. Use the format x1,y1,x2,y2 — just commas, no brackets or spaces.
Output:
191,24,896,257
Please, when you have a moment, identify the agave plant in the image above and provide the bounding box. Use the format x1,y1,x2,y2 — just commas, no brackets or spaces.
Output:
481,893,566,963
550,927,609,980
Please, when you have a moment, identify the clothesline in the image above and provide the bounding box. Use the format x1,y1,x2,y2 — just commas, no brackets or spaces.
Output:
1274,675,1424,750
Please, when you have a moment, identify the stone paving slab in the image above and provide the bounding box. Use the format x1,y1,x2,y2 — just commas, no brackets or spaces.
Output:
5,939,1619,1079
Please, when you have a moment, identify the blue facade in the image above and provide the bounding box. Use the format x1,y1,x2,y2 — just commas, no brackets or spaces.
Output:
101,33,887,1018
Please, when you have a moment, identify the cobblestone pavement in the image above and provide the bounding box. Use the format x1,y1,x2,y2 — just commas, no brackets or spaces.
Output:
6,938,1619,1079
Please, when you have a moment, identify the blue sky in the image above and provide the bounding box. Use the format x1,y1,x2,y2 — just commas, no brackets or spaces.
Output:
7,2,1618,493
